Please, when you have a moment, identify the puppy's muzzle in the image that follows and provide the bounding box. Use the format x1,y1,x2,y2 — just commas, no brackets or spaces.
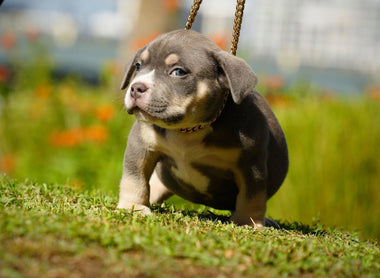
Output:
130,82,148,99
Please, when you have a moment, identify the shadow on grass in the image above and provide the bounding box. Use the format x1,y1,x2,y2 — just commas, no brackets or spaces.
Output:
276,220,329,237
152,203,230,223
152,203,329,237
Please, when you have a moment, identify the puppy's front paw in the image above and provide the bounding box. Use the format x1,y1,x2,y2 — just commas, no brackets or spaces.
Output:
117,203,152,216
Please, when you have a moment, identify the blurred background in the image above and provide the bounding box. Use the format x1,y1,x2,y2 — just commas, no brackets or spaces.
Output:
0,0,379,240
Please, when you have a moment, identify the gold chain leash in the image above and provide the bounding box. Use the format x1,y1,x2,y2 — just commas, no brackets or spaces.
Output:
230,0,246,56
185,0,203,31
184,0,246,56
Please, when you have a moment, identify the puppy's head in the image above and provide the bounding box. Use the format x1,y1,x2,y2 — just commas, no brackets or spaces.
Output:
121,30,257,129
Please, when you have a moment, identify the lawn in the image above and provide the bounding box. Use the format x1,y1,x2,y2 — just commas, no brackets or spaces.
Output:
1,176,379,277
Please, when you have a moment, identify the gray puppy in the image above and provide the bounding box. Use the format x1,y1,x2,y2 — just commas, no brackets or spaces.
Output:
118,30,288,227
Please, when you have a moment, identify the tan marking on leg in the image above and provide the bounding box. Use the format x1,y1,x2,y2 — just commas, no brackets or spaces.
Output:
230,170,267,227
165,53,180,65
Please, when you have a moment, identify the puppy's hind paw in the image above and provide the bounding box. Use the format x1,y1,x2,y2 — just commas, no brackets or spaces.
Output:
265,218,280,229
230,212,265,228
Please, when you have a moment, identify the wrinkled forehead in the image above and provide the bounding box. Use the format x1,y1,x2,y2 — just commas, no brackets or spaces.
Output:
138,31,219,68
139,43,186,65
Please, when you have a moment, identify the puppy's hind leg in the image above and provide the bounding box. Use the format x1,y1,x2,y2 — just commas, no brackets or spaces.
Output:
230,161,268,228
230,189,267,228
149,170,173,204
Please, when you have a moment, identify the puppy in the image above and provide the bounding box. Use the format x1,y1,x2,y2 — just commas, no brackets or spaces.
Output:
118,30,288,227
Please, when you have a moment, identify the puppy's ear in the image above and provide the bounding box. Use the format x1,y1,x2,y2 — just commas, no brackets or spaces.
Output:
120,56,136,90
213,51,257,104
120,46,147,90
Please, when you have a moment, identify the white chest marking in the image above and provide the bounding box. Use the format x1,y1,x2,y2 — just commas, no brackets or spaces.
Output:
168,141,211,194
169,144,241,194
142,127,241,194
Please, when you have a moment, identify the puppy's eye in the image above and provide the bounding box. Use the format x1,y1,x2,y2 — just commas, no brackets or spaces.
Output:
170,68,187,77
135,62,141,71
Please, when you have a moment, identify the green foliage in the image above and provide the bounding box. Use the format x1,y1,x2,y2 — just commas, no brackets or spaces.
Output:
267,95,380,241
0,81,132,191
1,177,379,277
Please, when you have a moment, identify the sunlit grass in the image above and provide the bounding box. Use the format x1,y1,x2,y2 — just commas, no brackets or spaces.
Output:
1,177,379,277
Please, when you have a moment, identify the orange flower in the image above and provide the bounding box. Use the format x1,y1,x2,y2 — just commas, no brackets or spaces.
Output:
0,31,17,50
48,125,109,148
0,65,10,82
209,32,229,50
264,75,286,92
48,128,83,147
95,104,115,122
0,154,16,174
35,83,52,99
83,125,108,143
132,32,161,51
366,85,380,101
265,93,291,108
163,0,181,13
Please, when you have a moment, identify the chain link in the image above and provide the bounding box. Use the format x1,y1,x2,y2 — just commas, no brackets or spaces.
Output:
185,0,245,56
231,0,246,56
185,0,203,30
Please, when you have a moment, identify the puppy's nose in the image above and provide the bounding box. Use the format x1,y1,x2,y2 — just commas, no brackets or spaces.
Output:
130,82,148,99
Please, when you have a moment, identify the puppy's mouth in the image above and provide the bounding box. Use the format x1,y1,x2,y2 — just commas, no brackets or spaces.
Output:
129,106,165,123
132,108,157,123
128,103,185,126
127,103,166,115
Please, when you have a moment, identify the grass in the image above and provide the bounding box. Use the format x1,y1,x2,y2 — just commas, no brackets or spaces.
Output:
1,176,379,277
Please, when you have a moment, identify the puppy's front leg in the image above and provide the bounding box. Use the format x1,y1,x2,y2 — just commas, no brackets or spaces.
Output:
117,131,159,215
230,163,268,227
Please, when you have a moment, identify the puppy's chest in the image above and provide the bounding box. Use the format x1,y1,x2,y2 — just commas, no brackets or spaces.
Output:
158,133,241,193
